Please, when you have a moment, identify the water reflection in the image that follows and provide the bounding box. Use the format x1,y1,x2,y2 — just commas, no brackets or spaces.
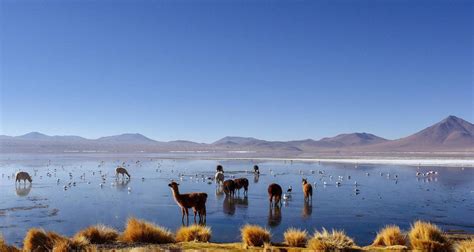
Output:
234,196,248,207
302,201,312,219
268,205,282,227
115,179,130,191
223,195,235,215
254,174,259,183
15,183,32,197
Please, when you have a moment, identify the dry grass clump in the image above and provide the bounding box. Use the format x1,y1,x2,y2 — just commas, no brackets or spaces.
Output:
455,238,474,252
73,224,119,244
23,228,71,251
372,225,407,247
120,218,175,244
0,235,20,252
283,228,308,247
240,224,271,247
176,225,212,242
408,221,450,251
307,228,355,251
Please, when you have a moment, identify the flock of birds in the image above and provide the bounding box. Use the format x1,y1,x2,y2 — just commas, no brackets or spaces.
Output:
4,159,441,201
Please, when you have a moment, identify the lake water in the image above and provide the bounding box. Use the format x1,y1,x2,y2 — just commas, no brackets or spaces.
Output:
0,154,473,247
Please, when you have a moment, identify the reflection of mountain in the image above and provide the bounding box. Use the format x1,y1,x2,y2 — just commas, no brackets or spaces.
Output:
1,116,472,155
16,183,32,197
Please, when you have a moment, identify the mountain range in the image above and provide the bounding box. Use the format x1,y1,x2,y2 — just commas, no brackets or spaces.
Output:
1,115,473,156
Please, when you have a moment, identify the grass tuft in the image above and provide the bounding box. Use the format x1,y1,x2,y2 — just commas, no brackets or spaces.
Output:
307,228,355,251
73,224,119,244
283,228,308,247
176,225,212,242
23,228,71,251
0,234,20,252
408,221,450,251
372,225,407,247
120,218,175,244
240,224,271,247
455,238,474,252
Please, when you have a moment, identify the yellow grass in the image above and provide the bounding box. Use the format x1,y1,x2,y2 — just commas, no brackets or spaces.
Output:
240,224,271,247
73,224,119,244
307,228,355,251
0,234,20,252
372,225,407,247
120,218,175,244
176,225,212,242
455,238,474,252
408,221,450,251
283,228,308,247
23,228,71,251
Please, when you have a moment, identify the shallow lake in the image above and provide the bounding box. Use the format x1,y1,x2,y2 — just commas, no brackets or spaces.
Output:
0,154,473,247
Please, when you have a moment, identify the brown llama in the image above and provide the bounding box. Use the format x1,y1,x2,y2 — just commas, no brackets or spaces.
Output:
116,167,130,179
267,183,282,207
302,178,313,202
15,172,32,184
223,179,236,197
233,178,249,196
168,182,207,225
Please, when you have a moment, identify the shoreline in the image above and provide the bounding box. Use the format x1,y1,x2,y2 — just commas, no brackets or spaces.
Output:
1,153,474,167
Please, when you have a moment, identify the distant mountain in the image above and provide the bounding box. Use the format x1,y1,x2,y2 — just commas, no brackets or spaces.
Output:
319,133,388,147
365,116,474,151
0,115,472,154
212,136,264,146
96,133,158,144
16,132,51,140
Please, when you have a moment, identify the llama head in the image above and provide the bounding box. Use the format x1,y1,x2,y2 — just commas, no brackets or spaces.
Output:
168,181,179,189
302,178,308,185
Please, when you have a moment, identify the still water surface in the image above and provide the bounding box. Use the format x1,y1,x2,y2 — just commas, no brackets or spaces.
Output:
0,155,473,246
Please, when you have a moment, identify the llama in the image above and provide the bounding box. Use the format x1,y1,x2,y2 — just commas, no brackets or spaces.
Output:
215,171,224,185
233,178,249,196
223,179,236,197
253,165,260,175
15,171,32,184
302,178,313,202
168,181,207,224
267,183,282,207
116,167,130,179
216,165,224,173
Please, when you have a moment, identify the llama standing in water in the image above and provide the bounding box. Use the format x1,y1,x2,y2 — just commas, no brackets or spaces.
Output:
215,171,224,185
168,182,207,224
253,165,260,175
15,172,32,184
223,179,236,197
116,167,130,179
233,178,249,196
267,183,282,207
302,178,313,202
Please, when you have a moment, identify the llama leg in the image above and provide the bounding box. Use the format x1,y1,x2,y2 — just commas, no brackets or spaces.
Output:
185,208,189,225
181,208,186,225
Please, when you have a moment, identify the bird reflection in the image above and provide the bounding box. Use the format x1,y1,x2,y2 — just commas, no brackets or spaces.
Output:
16,183,32,197
302,201,312,219
268,205,282,227
223,195,235,215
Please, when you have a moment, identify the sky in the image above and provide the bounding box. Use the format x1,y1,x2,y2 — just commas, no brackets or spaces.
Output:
0,0,472,143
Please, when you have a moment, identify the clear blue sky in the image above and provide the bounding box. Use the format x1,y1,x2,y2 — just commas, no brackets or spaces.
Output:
1,0,472,143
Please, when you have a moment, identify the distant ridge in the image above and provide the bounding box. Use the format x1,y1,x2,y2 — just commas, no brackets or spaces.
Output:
0,115,473,154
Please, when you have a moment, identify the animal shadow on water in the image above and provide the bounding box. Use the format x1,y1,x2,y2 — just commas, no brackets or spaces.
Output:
223,195,236,215
215,185,224,198
268,205,282,227
302,200,312,219
234,196,248,208
15,183,32,197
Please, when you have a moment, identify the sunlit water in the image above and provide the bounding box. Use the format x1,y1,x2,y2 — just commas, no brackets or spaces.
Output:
0,154,473,247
